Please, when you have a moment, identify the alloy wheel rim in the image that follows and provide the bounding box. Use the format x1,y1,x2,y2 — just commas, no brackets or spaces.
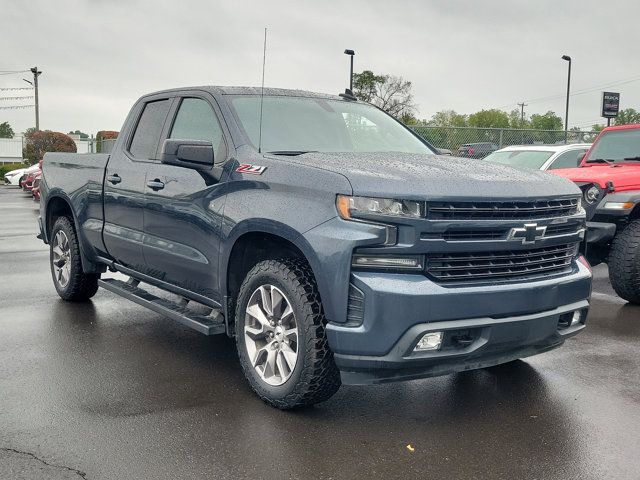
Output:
244,284,299,386
52,230,71,288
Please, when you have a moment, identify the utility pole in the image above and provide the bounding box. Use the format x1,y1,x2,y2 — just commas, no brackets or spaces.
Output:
561,55,571,144
517,102,527,127
23,66,42,130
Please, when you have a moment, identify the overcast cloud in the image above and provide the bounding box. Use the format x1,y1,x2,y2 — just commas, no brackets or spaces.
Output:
3,0,640,136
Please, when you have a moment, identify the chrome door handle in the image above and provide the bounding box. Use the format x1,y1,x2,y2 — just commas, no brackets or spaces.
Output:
107,174,121,184
146,179,165,191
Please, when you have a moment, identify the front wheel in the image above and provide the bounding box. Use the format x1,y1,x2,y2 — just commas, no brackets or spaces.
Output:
50,216,99,301
235,259,341,409
608,219,640,304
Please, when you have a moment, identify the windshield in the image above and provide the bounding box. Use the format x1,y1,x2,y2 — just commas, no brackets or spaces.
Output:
586,129,640,163
483,150,553,169
228,95,434,155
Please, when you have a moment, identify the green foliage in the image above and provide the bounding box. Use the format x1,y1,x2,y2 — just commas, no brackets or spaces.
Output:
68,129,89,139
22,130,77,165
468,109,510,128
0,162,25,178
529,111,563,131
352,70,417,119
428,110,467,127
592,124,605,133
614,108,640,125
0,121,15,138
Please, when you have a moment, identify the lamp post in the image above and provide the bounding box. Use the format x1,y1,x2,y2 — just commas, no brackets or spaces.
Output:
561,55,571,144
344,49,355,91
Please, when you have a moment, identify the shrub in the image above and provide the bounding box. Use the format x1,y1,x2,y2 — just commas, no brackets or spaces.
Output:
23,130,76,165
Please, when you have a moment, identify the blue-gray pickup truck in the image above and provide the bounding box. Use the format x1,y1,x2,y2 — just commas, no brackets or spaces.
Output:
38,86,592,409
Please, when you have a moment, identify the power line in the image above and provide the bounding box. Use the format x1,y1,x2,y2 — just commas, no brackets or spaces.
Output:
0,70,29,76
0,104,34,110
0,86,34,91
0,95,34,101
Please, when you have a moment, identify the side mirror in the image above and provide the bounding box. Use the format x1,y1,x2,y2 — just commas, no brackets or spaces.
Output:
161,139,214,168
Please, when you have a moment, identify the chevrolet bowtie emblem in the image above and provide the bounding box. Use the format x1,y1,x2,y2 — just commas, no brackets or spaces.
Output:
507,223,547,244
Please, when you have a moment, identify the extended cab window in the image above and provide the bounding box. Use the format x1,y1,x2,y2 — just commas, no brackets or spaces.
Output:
129,99,171,159
170,98,226,160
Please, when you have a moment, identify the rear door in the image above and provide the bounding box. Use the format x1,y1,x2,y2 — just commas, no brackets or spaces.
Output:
103,96,173,269
142,93,230,302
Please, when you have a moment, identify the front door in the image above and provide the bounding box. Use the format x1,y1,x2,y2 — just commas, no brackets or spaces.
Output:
103,97,173,270
142,95,229,302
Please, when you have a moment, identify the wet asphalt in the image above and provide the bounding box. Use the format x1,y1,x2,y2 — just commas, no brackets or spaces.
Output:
0,185,639,480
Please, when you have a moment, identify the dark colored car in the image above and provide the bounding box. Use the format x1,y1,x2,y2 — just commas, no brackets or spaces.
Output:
457,142,498,159
38,86,591,409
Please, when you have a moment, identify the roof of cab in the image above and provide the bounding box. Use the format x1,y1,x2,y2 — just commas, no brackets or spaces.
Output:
144,85,345,101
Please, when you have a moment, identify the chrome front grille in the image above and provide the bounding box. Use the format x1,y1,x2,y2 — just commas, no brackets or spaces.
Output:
435,221,584,242
426,243,579,282
426,198,580,220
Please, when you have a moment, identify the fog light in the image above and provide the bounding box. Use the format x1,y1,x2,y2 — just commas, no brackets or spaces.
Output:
414,332,443,351
571,310,582,326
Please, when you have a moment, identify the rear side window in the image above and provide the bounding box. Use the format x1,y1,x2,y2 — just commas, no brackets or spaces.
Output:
129,99,171,159
549,149,587,169
169,98,226,160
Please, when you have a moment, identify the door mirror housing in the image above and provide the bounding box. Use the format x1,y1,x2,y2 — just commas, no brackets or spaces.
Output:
161,139,214,168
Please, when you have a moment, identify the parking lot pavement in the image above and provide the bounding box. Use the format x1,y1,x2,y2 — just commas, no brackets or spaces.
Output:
1,185,639,480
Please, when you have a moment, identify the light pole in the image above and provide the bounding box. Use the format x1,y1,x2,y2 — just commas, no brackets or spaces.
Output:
23,66,42,130
561,55,571,144
344,49,355,91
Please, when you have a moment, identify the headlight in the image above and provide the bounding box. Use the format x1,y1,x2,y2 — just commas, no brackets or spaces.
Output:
584,186,600,204
603,202,634,210
337,195,422,220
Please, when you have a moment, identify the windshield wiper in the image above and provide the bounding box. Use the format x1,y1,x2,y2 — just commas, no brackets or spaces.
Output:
267,150,317,156
622,156,640,162
586,158,616,164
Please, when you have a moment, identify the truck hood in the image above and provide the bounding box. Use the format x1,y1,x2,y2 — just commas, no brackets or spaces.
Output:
551,163,640,190
279,152,579,200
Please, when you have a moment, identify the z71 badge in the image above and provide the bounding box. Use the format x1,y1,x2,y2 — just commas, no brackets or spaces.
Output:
236,163,267,175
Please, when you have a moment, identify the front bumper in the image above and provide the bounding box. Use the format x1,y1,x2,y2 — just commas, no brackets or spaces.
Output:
586,221,616,245
327,261,592,385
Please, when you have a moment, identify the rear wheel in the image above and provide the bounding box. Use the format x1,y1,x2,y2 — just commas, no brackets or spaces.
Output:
235,259,341,409
50,216,99,301
608,219,640,304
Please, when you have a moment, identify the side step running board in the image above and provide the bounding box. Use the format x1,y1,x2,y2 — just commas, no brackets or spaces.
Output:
98,278,225,335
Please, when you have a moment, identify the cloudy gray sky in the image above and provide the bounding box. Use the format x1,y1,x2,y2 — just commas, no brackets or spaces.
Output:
3,0,639,136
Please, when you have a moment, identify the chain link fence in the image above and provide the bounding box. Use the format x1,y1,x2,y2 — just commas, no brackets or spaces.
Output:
409,126,599,155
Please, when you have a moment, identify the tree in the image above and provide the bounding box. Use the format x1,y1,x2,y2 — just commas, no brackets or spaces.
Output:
428,110,467,127
614,108,640,126
22,130,77,165
530,111,563,131
68,129,89,139
467,109,510,128
0,121,14,138
352,70,417,119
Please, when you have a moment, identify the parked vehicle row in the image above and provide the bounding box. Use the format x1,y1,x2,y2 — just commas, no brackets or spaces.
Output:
4,161,42,201
37,86,591,409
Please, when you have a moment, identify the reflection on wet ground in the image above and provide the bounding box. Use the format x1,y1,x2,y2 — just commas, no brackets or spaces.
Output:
1,186,638,479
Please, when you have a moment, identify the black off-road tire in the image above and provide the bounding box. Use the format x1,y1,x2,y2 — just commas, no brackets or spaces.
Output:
608,219,640,304
235,259,341,409
50,216,100,301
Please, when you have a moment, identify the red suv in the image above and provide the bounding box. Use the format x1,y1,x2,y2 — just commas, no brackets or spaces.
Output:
552,124,640,303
